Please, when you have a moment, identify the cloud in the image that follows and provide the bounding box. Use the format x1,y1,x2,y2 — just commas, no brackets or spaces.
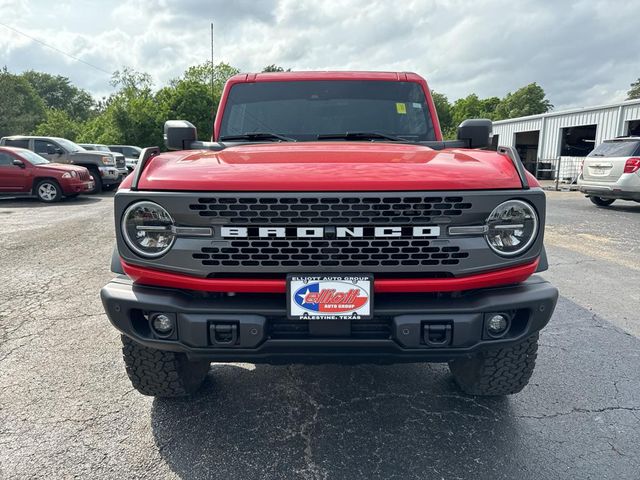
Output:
1,0,639,110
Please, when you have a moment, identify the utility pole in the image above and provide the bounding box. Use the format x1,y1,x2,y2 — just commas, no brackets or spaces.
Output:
210,22,215,140
210,22,214,100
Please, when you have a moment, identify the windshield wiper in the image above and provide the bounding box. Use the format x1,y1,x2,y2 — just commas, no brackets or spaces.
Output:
220,132,297,142
317,132,409,142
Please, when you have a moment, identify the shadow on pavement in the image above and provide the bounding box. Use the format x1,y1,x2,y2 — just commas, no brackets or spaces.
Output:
151,362,520,479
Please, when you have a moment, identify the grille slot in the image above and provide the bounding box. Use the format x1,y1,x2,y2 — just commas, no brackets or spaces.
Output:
190,195,472,224
268,316,392,339
193,239,469,269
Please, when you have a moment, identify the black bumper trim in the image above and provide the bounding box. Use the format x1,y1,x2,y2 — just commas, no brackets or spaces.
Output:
100,276,558,363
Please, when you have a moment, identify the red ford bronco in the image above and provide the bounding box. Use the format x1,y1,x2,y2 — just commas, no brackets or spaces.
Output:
101,71,558,397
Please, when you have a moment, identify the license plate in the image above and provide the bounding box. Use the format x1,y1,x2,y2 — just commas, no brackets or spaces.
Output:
590,167,608,175
287,274,373,320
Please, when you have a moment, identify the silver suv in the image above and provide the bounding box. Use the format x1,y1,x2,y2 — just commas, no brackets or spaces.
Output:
578,137,640,206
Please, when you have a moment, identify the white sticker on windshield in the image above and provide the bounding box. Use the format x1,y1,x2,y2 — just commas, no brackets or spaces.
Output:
412,102,422,109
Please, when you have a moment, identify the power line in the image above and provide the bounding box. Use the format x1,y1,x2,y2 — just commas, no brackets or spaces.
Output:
0,21,112,75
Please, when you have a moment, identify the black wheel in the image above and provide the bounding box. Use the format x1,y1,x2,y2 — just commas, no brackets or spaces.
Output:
102,183,118,191
87,167,103,194
35,179,62,202
121,336,210,397
589,196,615,207
448,333,539,396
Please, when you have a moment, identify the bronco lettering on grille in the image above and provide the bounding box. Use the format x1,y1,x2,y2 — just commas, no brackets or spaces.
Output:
220,226,440,238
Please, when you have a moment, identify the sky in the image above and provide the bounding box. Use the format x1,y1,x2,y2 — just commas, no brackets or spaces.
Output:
1,0,639,111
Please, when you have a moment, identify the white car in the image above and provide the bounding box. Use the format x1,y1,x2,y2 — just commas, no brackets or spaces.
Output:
578,137,640,206
107,145,142,172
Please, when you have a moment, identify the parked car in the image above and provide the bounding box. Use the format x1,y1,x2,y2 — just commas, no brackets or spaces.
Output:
0,146,94,202
107,145,142,172
101,71,558,399
578,137,640,206
0,136,125,194
79,144,129,175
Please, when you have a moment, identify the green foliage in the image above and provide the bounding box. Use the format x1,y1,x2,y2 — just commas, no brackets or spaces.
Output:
0,67,46,137
21,70,95,121
431,91,454,137
158,62,241,141
627,79,640,100
493,83,553,119
432,83,552,138
34,109,82,140
262,65,290,72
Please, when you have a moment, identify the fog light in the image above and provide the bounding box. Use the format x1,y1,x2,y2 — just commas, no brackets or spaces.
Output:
487,314,509,334
152,314,174,335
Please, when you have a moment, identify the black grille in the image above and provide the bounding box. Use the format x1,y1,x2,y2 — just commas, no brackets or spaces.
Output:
193,239,469,269
268,316,392,339
115,156,126,169
189,195,472,224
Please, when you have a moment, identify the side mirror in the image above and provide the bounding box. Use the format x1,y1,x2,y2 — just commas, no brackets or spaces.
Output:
164,120,197,150
12,159,25,168
55,147,64,155
457,119,492,149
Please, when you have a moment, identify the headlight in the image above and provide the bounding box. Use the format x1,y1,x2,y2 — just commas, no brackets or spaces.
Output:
485,200,538,256
101,156,115,165
122,201,175,258
61,171,77,178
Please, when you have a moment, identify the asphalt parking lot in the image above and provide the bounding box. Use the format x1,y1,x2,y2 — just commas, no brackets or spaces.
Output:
0,191,639,479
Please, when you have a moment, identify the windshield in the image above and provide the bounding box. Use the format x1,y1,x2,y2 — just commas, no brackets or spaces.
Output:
588,140,640,157
18,149,49,165
219,80,436,142
56,138,83,152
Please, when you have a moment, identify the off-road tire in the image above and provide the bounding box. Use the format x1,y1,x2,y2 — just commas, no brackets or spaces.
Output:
589,196,615,207
87,167,102,194
448,333,539,396
121,335,210,397
35,179,62,202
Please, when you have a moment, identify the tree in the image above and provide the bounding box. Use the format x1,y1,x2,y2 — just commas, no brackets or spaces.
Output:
156,79,215,141
493,83,552,120
627,79,640,100
34,109,82,140
0,68,46,137
106,68,162,147
431,91,454,138
21,71,95,121
262,65,290,72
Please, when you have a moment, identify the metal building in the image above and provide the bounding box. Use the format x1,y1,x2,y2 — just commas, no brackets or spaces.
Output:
491,98,640,181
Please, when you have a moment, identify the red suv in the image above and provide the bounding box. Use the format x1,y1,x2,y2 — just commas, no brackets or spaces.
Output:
0,147,94,202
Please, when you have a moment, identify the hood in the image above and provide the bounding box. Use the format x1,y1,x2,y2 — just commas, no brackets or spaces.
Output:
35,163,87,174
71,150,112,160
128,142,530,192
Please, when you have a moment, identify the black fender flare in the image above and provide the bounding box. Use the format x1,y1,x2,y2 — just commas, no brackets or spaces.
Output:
111,246,125,274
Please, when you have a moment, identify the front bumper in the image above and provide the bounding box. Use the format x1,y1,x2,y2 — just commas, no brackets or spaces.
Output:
99,166,122,185
101,275,558,363
61,179,94,195
578,174,640,201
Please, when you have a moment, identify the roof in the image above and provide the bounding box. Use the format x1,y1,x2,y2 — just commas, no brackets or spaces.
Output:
493,98,640,125
2,135,68,141
227,71,424,83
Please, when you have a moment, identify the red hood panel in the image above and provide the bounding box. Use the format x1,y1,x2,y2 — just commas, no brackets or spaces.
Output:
35,163,87,174
134,143,523,191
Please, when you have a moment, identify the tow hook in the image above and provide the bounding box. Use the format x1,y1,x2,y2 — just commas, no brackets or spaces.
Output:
209,322,239,346
423,323,453,347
